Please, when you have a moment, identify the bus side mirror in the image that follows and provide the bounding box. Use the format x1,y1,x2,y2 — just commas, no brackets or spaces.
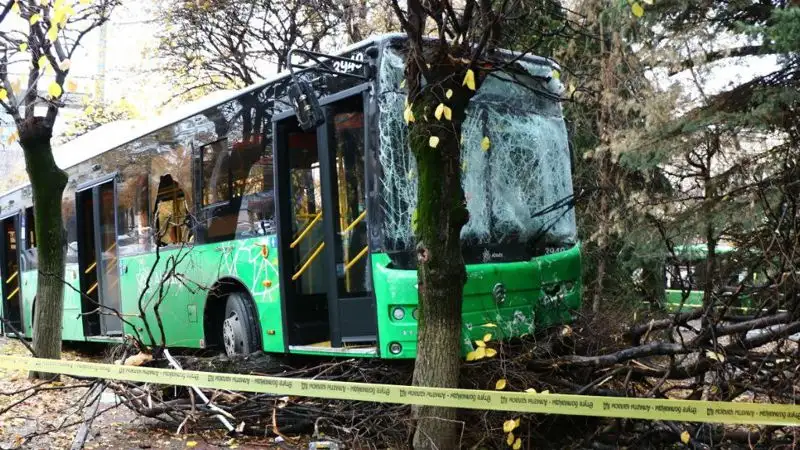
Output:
289,78,324,131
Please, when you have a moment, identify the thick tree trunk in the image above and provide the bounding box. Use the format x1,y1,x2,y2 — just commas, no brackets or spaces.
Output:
409,81,470,449
19,118,68,379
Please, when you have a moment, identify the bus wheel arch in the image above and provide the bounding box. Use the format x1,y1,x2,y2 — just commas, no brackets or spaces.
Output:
203,278,261,355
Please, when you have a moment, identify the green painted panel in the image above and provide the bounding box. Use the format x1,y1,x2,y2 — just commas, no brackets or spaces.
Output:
61,263,87,340
371,244,582,359
663,289,759,314
116,236,284,352
20,266,87,341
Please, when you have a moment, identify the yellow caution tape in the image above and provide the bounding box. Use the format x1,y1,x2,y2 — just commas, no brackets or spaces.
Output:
1,356,798,426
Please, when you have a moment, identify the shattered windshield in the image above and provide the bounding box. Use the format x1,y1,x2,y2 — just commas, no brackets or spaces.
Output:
377,46,576,264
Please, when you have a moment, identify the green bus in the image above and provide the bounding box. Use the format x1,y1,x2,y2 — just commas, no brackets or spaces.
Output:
0,34,581,359
661,243,777,313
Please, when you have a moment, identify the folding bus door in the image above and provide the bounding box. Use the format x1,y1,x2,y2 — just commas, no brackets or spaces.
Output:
76,177,123,336
0,213,22,336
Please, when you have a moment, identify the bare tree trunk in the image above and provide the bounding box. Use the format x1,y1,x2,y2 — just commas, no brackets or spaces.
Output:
19,117,68,379
409,83,470,450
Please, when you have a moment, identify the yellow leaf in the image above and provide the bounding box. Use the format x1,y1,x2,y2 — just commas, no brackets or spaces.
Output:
66,80,78,92
631,2,644,17
6,131,18,145
403,105,415,124
514,418,520,428
11,2,20,14
462,69,476,91
400,79,406,88
680,431,690,444
84,105,95,115
512,438,521,450
482,323,497,328
525,388,537,393
428,136,439,148
506,431,514,445
485,348,497,357
47,26,58,42
30,14,41,25
445,88,453,99
434,103,444,120
443,105,452,121
37,55,47,69
503,419,516,433
19,42,27,52
474,346,486,359
40,0,48,5
0,89,7,102
475,339,485,347
481,136,491,151
495,379,507,390
186,442,198,448
483,333,492,342
466,351,476,361
705,350,725,362
47,81,62,98
552,69,560,80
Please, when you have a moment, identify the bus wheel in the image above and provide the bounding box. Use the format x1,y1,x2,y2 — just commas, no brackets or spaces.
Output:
222,293,259,357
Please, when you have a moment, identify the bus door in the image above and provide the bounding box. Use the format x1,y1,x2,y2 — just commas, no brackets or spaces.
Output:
76,177,123,336
274,88,376,349
0,213,22,336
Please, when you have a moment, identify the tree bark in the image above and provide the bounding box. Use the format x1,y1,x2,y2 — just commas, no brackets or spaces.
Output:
19,117,68,379
408,72,471,450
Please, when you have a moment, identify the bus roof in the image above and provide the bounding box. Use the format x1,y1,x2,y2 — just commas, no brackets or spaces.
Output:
672,243,737,260
0,33,559,201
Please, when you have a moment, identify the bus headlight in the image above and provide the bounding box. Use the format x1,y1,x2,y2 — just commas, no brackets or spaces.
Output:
392,307,405,320
389,342,402,355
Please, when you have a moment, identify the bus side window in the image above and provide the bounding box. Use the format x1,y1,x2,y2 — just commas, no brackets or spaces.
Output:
118,173,151,256
154,175,192,247
198,134,274,242
234,135,275,239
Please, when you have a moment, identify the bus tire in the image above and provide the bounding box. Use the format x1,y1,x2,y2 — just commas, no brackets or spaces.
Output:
221,293,260,357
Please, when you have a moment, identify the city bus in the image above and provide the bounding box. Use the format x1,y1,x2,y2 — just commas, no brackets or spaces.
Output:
0,33,581,359
660,243,779,313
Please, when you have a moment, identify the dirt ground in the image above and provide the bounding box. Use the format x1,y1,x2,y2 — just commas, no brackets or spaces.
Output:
0,338,304,450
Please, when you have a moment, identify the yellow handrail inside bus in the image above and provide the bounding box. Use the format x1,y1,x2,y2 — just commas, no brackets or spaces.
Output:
292,242,325,281
5,270,18,284
341,210,366,235
6,287,19,300
291,212,322,249
344,246,369,272
87,282,98,295
85,261,97,274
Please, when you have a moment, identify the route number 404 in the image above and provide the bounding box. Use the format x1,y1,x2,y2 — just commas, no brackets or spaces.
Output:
333,53,365,74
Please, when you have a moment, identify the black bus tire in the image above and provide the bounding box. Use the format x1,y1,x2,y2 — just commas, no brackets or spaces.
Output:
222,293,260,357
